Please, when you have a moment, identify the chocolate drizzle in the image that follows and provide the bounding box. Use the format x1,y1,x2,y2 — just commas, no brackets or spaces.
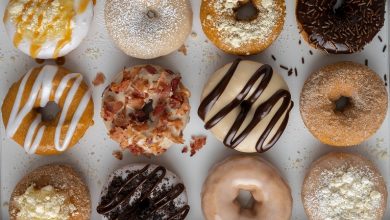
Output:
296,0,385,54
97,165,190,220
198,59,293,153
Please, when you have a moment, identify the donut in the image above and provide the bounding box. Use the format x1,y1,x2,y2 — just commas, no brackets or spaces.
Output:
105,0,193,59
1,65,94,155
9,164,91,220
202,156,292,220
296,0,385,54
200,0,286,55
3,0,94,59
101,65,191,155
302,152,387,220
300,61,388,146
97,163,190,219
198,59,293,153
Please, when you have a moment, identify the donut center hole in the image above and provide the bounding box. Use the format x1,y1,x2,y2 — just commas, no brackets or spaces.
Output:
235,1,259,21
146,10,157,19
37,101,61,122
332,0,345,17
236,189,255,209
334,96,351,112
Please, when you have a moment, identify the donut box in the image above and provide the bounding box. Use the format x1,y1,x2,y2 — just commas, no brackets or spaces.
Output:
0,0,389,219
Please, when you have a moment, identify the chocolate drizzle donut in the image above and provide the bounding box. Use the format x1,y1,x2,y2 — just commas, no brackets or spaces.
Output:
296,0,385,53
198,59,293,153
97,164,190,220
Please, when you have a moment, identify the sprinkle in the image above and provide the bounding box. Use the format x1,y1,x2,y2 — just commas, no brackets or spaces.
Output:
382,45,387,53
271,55,276,61
301,57,305,64
280,65,288,70
309,50,313,55
378,36,383,42
288,68,293,76
294,68,298,76
299,39,302,45
365,59,368,66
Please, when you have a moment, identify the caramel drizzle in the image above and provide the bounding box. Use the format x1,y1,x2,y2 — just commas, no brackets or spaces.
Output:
198,59,293,153
97,165,190,220
5,0,88,58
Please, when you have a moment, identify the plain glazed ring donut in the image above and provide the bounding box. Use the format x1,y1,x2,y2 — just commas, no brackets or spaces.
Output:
202,156,292,220
1,65,94,155
302,152,387,220
105,0,193,59
300,61,388,146
200,0,286,55
296,0,385,54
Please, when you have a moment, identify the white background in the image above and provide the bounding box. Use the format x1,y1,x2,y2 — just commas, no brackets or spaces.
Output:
1,0,389,219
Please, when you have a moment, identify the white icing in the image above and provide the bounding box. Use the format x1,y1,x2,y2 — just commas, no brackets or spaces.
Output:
6,65,91,154
3,0,94,59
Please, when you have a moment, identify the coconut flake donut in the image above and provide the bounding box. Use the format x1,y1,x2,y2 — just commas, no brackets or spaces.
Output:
97,163,190,219
1,65,94,155
300,61,388,146
101,65,191,156
9,164,91,220
202,156,292,220
296,0,385,54
302,152,387,220
105,0,193,59
3,0,94,59
200,0,286,55
198,59,293,153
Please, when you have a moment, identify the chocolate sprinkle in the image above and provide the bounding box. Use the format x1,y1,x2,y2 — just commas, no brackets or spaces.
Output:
309,50,313,55
296,0,385,54
271,55,276,61
288,68,293,76
383,45,387,52
280,65,288,70
294,68,298,76
365,59,368,66
301,57,305,64
378,36,383,42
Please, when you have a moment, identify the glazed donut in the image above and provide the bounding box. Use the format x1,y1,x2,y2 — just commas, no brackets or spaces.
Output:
102,65,191,155
200,0,286,55
9,164,91,220
97,163,190,220
300,61,388,146
198,59,293,153
105,0,193,59
296,0,385,54
202,156,292,220
3,0,94,59
1,65,94,155
302,152,387,220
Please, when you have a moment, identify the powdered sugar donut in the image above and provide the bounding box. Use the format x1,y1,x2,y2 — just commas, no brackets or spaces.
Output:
101,65,191,155
104,0,193,59
3,0,94,59
97,163,190,219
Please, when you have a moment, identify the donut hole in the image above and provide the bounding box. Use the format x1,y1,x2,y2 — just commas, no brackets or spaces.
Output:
146,9,158,19
234,1,259,21
332,0,346,18
334,96,352,113
235,189,255,210
37,101,61,122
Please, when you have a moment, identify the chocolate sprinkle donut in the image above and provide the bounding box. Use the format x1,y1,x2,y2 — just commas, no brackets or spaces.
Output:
296,0,385,54
97,164,190,220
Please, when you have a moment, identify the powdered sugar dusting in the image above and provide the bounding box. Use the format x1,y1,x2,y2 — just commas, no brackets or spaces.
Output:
105,0,192,59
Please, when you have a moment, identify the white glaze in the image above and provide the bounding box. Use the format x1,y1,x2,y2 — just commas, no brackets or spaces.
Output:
6,65,91,154
3,0,94,59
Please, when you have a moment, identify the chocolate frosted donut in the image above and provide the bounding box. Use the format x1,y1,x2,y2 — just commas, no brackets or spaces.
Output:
198,59,293,153
296,0,385,54
97,164,190,220
300,61,388,146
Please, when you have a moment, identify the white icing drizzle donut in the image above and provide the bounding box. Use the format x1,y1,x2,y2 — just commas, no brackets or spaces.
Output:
5,65,92,154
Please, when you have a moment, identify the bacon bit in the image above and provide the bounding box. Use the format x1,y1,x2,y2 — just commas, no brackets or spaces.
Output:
129,110,148,123
102,100,124,121
190,135,207,157
128,144,145,155
126,97,144,109
132,78,149,92
165,69,175,75
169,94,184,109
123,67,141,80
93,72,106,86
144,65,157,74
171,77,181,92
110,80,130,93
113,110,130,128
112,150,123,160
178,44,187,55
153,101,166,117
182,146,188,153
